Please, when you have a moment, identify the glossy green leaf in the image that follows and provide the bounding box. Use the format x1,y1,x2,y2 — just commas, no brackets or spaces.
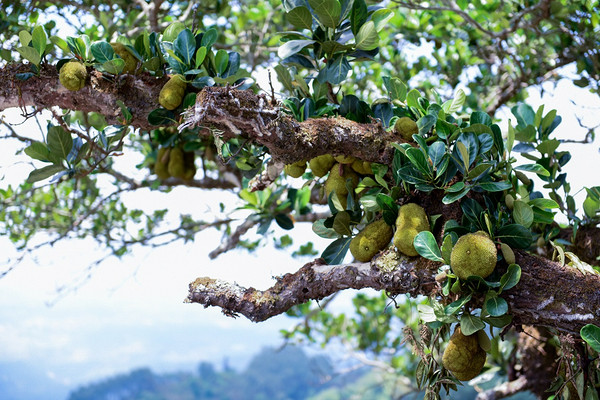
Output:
173,28,195,66
24,141,50,162
91,41,115,64
513,200,534,228
312,219,340,239
496,224,533,249
195,46,207,68
499,263,521,292
321,237,352,265
528,198,560,209
484,314,512,328
417,114,436,135
215,49,229,75
414,231,444,262
101,58,124,74
581,324,600,352
460,314,485,335
350,0,368,35
355,20,379,50
47,126,73,160
309,0,341,28
275,214,294,230
514,163,550,176
26,164,66,183
31,25,47,57
163,21,186,42
277,39,315,59
445,294,472,315
16,46,41,66
477,181,512,192
485,296,508,316
442,88,465,114
371,9,394,32
287,6,313,30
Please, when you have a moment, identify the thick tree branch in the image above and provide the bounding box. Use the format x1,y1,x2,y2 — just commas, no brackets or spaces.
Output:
0,64,165,131
187,248,600,335
181,87,401,165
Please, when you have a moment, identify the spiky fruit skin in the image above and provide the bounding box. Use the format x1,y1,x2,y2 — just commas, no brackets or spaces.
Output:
324,163,359,210
393,203,429,256
442,327,486,381
309,155,335,177
59,61,87,91
351,160,373,175
110,42,138,74
394,117,418,141
450,232,497,280
350,220,393,262
284,160,307,178
334,155,355,164
168,146,186,178
154,148,170,179
159,74,186,110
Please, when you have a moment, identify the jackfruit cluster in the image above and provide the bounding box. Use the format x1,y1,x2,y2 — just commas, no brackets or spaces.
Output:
308,154,373,177
153,145,196,180
324,163,359,209
394,117,418,141
110,42,138,74
309,155,335,177
350,219,393,262
450,231,497,280
59,61,88,91
159,74,187,110
393,203,430,256
442,327,486,381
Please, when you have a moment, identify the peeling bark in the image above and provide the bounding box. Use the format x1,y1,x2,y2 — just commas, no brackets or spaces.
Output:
187,248,600,334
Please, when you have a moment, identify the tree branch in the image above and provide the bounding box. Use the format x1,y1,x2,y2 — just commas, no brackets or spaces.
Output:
186,248,600,335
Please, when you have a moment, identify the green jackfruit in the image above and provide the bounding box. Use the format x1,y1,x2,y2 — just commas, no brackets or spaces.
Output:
393,203,429,256
284,160,307,178
168,146,186,178
183,150,196,180
159,74,186,110
324,163,359,210
350,220,393,262
442,327,486,381
450,232,497,280
351,160,373,175
59,61,87,91
309,154,335,177
334,155,355,164
110,42,138,74
154,147,170,179
394,117,418,141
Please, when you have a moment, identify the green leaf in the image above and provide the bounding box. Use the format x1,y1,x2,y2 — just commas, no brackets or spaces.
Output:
163,21,186,42
484,314,512,328
500,264,521,292
47,126,73,160
456,141,470,172
528,198,560,209
287,6,313,30
91,41,115,64
101,58,125,74
477,181,512,192
371,9,394,32
321,237,352,264
148,108,176,125
405,147,431,176
460,314,485,335
511,103,535,127
441,235,453,264
215,49,229,76
445,294,472,315
201,28,218,48
496,224,533,249
414,231,444,262
31,25,47,57
466,162,492,180
173,28,195,67
462,123,492,135
66,36,88,60
442,187,470,204
514,163,550,177
26,164,66,183
536,139,560,155
417,304,436,323
274,64,294,92
485,296,508,316
275,214,294,230
417,114,437,135
309,0,341,28
195,46,207,68
322,55,351,84
383,77,407,102
355,20,379,50
16,46,41,66
312,219,340,239
24,141,50,161
350,0,368,35
513,200,534,228
581,324,600,352
19,30,32,47
442,88,465,114
116,100,133,123
278,39,316,59
50,36,69,53
332,211,352,236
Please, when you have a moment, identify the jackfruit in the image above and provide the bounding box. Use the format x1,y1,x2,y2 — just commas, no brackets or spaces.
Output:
154,147,170,179
168,146,186,178
309,154,335,177
394,117,418,141
351,160,373,175
284,160,307,178
450,232,497,280
442,327,486,381
393,203,429,256
59,61,87,91
350,220,393,262
334,155,355,164
159,74,187,110
324,163,359,209
183,150,196,180
110,42,138,74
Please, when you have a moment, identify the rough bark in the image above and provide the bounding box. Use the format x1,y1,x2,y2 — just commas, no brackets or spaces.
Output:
186,248,600,335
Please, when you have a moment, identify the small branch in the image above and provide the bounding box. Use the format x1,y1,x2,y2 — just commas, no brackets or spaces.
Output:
208,216,259,259
475,376,529,400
